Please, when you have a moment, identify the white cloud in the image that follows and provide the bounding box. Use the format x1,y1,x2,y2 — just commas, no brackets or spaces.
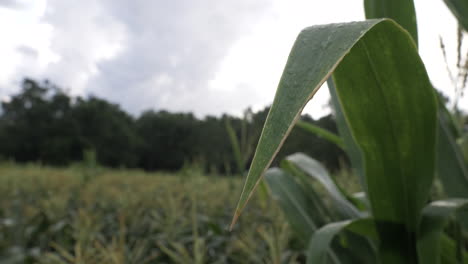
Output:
0,0,466,117
84,0,273,116
40,0,127,94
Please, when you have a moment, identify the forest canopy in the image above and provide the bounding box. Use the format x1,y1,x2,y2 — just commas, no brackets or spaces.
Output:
0,78,346,174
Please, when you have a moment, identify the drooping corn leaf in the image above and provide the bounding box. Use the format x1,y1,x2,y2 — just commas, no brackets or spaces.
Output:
444,0,468,32
231,19,384,227
364,0,418,46
274,155,377,263
232,18,437,263
296,120,345,149
306,218,377,264
279,159,337,224
264,168,319,245
284,153,362,218
417,199,468,264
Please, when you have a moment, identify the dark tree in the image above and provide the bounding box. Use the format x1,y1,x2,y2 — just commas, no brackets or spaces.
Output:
72,96,140,167
0,78,348,173
136,110,197,171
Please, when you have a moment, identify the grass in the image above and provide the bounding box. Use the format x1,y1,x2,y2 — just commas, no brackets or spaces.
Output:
0,163,300,264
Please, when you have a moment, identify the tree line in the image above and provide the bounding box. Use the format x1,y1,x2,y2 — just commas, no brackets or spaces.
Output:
0,78,347,174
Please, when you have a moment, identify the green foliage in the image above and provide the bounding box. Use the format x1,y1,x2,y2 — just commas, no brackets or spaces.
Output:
459,134,468,163
295,120,344,150
0,79,345,175
73,96,140,167
364,0,418,46
0,79,80,165
225,117,246,174
418,199,468,264
444,0,468,32
136,110,198,171
0,164,298,264
233,19,431,224
233,7,468,264
224,108,256,175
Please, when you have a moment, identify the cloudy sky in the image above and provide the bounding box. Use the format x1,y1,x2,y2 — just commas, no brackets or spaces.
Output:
0,0,466,118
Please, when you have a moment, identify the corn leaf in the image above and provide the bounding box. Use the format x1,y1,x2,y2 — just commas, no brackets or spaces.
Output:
264,168,319,245
225,118,245,173
437,103,468,198
275,155,377,263
417,199,468,264
232,18,436,219
440,233,468,263
328,79,366,189
331,21,437,263
284,153,362,218
459,134,468,163
306,218,377,264
231,19,385,227
232,19,437,263
437,109,468,229
444,0,468,32
296,120,345,149
364,0,418,46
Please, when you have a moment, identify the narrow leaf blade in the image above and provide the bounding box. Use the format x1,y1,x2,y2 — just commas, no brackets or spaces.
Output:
296,120,345,149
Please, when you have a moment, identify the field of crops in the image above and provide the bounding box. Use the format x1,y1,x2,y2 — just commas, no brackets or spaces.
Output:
0,163,300,264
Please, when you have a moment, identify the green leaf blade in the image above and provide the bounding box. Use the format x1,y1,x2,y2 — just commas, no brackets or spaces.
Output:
436,106,468,230
285,153,362,219
306,218,378,264
364,0,418,46
231,19,384,228
418,199,468,264
437,109,468,198
331,21,437,231
328,78,366,189
264,168,319,245
296,120,345,149
231,23,438,263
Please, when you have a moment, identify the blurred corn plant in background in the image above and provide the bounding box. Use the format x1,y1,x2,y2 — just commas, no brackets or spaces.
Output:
0,164,301,264
232,0,468,263
225,108,256,176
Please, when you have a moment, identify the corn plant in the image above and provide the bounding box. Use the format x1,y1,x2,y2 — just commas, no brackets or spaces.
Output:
232,1,468,263
0,164,299,263
225,109,256,175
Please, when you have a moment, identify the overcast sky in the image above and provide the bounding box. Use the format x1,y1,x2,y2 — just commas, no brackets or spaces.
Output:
0,0,466,118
